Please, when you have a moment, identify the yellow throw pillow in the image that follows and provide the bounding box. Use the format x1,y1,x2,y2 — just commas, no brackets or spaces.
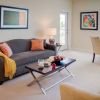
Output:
31,39,44,51
0,43,13,57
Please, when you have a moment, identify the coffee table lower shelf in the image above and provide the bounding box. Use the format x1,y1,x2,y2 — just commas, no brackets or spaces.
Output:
27,67,73,95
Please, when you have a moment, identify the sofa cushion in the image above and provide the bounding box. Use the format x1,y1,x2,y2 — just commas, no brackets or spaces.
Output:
7,39,31,54
31,39,44,51
0,43,13,57
11,50,55,66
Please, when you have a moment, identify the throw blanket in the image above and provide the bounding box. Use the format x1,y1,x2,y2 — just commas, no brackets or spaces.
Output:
0,52,16,79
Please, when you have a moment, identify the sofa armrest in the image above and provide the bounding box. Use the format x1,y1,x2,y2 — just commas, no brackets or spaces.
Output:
60,84,100,100
0,56,5,84
45,43,57,51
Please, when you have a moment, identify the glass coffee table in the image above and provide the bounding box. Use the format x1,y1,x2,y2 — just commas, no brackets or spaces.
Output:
25,58,76,95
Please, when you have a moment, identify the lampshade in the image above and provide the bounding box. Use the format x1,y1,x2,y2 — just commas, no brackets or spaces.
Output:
47,28,57,36
46,28,57,44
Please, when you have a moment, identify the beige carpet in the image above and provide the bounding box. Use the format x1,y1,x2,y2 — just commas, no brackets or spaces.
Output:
0,50,100,100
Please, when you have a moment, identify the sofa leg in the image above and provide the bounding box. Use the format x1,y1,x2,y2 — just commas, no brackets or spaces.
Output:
0,81,4,85
92,53,95,63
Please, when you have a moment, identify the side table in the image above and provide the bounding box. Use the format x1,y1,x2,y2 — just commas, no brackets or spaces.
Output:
56,43,62,52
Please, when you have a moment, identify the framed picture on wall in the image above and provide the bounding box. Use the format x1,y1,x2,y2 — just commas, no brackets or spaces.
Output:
80,11,98,30
0,5,28,29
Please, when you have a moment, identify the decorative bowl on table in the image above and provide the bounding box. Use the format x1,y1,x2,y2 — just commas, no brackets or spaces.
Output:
44,63,49,68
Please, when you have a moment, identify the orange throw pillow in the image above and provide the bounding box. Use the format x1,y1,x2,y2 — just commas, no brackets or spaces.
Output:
0,43,13,57
31,39,44,51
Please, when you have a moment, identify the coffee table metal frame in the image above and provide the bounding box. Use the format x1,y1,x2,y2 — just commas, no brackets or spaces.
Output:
25,58,76,95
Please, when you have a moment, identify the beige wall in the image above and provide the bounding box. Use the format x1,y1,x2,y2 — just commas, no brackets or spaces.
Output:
72,0,100,52
0,0,72,44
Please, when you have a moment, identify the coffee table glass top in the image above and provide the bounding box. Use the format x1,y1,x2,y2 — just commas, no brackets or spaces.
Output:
25,58,76,75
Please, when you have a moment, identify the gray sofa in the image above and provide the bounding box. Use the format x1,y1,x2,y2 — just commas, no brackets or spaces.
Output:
0,39,56,84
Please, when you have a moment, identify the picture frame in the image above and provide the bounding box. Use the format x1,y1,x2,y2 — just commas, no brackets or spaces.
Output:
80,11,98,30
0,5,28,29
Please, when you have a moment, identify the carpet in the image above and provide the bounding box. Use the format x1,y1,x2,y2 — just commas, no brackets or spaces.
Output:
0,50,100,100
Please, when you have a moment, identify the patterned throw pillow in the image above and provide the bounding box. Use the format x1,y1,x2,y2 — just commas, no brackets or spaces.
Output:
31,39,44,51
0,43,13,57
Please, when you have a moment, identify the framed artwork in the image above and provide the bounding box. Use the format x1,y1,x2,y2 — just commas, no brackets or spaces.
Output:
80,11,98,30
0,5,28,29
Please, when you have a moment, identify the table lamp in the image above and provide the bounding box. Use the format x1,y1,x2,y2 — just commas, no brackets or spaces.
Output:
47,28,56,44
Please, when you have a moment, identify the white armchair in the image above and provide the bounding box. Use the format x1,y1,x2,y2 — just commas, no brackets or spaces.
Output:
91,37,100,62
60,84,100,100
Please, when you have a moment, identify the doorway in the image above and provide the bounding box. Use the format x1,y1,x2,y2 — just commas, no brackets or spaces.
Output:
59,12,68,50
